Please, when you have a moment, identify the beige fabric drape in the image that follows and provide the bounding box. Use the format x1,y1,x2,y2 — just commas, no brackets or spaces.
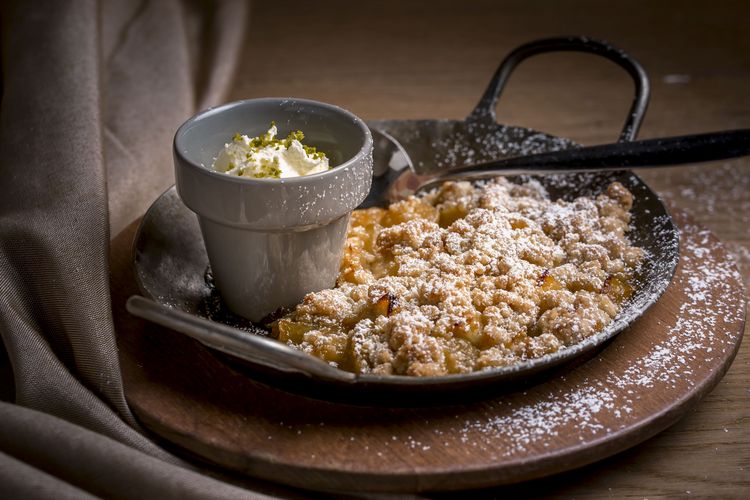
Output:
0,1,274,497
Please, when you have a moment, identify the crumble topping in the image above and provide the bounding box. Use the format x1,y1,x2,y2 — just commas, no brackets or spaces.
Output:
272,178,644,376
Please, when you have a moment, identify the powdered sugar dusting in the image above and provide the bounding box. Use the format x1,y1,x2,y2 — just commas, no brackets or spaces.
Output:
277,220,740,463
280,219,741,464
279,177,647,376
372,119,575,175
639,161,750,290
444,219,744,459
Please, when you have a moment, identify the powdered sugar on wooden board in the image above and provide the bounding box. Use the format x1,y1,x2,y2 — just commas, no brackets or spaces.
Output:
641,162,750,289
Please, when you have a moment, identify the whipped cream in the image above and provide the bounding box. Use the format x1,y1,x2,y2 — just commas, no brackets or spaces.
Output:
212,123,329,179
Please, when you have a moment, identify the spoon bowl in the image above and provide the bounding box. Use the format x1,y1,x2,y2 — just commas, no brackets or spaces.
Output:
359,128,413,208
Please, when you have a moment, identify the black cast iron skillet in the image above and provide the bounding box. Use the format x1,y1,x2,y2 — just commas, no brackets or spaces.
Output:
129,37,690,405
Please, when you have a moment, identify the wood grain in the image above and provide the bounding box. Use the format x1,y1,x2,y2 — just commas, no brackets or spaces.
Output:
111,1,750,496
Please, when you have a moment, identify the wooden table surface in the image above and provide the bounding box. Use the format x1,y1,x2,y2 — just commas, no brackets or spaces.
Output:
222,1,750,496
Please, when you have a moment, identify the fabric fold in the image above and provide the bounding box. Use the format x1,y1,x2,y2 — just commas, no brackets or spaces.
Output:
0,402,267,499
0,0,256,496
0,0,138,431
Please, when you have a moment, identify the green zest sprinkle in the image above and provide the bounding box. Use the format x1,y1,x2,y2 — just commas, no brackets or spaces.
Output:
224,122,328,178
303,144,326,161
250,157,281,178
241,124,325,160
283,130,305,148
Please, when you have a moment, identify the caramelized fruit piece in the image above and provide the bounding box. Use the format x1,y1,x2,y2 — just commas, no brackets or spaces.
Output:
382,198,438,227
350,207,386,230
438,203,467,228
373,293,398,317
274,319,313,343
537,270,563,291
601,275,633,302
308,330,349,364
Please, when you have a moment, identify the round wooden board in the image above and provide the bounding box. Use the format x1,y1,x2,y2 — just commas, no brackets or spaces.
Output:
112,209,745,493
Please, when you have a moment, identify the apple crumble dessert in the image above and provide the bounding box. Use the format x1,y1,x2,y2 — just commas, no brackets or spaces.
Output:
272,178,644,376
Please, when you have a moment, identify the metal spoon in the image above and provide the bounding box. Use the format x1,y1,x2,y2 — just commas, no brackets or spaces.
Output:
359,128,413,208
380,128,750,202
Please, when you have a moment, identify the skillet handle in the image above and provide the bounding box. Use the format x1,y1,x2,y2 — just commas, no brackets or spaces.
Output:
469,36,650,142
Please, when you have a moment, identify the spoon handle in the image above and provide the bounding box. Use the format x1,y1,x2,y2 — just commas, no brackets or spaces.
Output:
450,129,750,175
126,295,356,383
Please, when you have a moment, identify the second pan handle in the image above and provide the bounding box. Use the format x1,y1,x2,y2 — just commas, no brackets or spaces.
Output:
469,36,650,142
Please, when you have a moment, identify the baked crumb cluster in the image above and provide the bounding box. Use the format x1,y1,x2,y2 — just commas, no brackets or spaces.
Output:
272,178,644,376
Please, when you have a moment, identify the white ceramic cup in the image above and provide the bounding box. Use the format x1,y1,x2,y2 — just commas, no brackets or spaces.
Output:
174,98,373,321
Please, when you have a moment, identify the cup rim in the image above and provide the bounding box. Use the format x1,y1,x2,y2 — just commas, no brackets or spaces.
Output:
173,97,373,186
